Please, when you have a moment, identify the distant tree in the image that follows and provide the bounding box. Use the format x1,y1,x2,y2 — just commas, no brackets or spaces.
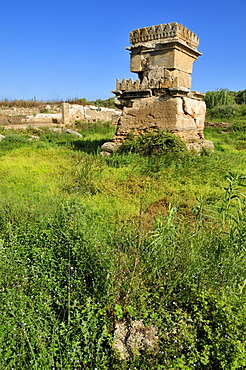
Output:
235,89,246,105
66,97,116,108
87,97,115,108
77,98,87,106
204,89,235,109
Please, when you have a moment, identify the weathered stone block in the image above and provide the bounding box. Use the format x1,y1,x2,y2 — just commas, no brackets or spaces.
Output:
113,320,158,360
110,22,211,149
114,95,205,143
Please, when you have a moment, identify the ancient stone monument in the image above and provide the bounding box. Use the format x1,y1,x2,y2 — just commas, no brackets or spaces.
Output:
110,22,213,152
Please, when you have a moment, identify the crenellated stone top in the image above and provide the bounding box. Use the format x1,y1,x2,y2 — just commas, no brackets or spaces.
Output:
113,22,202,98
115,73,189,92
130,22,199,49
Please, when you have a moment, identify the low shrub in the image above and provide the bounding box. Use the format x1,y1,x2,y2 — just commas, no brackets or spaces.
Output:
228,123,246,132
206,103,246,124
117,130,188,157
74,120,115,135
207,105,236,119
0,133,31,153
2,133,29,143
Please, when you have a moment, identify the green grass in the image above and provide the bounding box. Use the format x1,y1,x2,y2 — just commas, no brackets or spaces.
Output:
0,123,245,369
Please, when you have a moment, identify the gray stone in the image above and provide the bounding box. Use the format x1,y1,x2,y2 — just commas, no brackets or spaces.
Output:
113,320,158,360
29,135,40,140
100,150,112,157
63,128,83,138
186,140,214,153
202,139,215,151
0,134,5,141
49,128,62,133
101,141,119,153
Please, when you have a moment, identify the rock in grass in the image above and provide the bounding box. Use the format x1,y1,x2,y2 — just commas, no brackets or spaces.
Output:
29,135,40,140
63,128,82,138
49,127,62,133
101,141,119,153
186,140,214,153
0,134,5,141
113,319,158,360
101,150,112,156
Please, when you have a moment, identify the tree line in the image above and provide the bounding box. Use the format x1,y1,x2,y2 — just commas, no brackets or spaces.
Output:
204,88,246,109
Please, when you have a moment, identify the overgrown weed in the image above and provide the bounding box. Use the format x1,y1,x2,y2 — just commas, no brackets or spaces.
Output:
0,123,245,368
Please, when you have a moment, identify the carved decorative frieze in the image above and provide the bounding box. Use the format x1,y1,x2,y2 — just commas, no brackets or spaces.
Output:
114,22,201,93
130,22,199,49
115,71,191,91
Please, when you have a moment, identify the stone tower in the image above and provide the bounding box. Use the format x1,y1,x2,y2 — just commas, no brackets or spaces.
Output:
111,22,213,151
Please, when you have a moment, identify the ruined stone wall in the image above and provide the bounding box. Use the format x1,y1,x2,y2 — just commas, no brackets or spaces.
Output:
0,107,41,116
23,113,62,125
0,104,120,126
62,103,121,125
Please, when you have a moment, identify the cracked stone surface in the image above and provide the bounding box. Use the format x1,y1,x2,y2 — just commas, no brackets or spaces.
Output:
114,94,206,143
113,320,159,360
111,22,213,150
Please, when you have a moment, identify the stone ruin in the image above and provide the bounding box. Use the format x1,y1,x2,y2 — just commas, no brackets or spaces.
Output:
102,22,214,154
0,103,120,127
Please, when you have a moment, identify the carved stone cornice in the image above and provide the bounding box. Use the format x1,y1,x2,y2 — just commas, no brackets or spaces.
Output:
130,22,199,49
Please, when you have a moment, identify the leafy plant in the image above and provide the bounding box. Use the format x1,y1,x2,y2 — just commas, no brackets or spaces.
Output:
117,130,188,157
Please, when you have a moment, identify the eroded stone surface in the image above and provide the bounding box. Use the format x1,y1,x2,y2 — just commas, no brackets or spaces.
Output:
114,94,206,143
116,22,201,93
63,128,83,137
62,103,121,125
101,141,119,153
0,104,120,126
111,22,211,148
113,320,158,360
186,139,215,153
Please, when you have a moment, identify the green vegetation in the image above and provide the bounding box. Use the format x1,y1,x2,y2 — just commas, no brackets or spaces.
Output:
204,89,235,109
204,89,246,131
66,97,116,108
0,96,116,109
0,121,245,369
204,88,246,110
85,97,116,108
118,130,188,157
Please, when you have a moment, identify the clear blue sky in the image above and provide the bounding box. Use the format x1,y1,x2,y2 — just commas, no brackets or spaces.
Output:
1,0,245,101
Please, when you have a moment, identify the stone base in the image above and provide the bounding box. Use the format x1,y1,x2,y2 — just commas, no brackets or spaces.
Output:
101,138,214,156
114,93,206,144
